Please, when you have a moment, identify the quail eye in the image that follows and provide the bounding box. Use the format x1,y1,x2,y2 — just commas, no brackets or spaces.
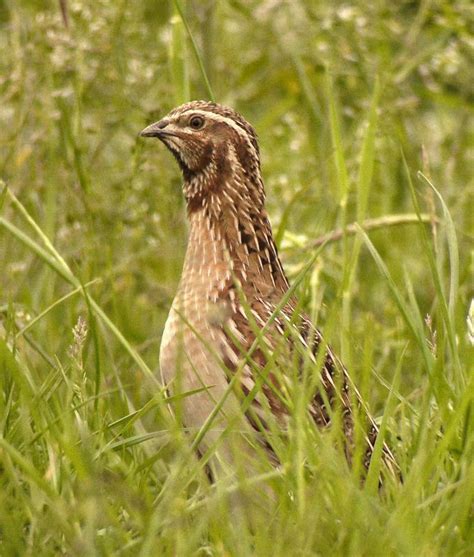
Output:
189,115,204,130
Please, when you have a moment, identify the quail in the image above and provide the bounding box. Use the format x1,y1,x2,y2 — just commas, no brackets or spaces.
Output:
140,101,397,482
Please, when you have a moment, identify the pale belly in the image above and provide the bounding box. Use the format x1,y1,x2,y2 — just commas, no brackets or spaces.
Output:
160,292,246,447
158,212,274,481
159,297,234,429
158,289,275,482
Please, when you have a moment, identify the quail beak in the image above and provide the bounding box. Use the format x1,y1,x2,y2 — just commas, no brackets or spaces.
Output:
140,119,175,139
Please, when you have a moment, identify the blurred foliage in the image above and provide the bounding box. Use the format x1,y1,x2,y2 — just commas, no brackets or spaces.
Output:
0,0,472,554
1,0,471,376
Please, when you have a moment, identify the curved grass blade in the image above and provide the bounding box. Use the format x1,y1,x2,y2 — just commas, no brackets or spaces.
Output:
173,0,215,101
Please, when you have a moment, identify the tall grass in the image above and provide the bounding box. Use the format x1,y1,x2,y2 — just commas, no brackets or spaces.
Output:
0,1,472,555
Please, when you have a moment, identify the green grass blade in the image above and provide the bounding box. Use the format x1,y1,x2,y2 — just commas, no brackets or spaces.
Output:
173,0,215,101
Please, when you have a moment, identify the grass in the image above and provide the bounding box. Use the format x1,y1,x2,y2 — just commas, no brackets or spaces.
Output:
0,0,473,555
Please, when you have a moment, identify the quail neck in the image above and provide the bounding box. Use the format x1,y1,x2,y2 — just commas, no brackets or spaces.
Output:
141,100,289,303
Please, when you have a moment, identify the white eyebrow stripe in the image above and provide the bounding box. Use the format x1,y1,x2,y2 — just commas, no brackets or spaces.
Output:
180,109,259,162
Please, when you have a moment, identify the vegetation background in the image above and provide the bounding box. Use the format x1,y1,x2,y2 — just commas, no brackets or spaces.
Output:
0,0,472,555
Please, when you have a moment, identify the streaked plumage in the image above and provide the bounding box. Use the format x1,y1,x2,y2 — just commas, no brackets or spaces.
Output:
141,101,398,480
